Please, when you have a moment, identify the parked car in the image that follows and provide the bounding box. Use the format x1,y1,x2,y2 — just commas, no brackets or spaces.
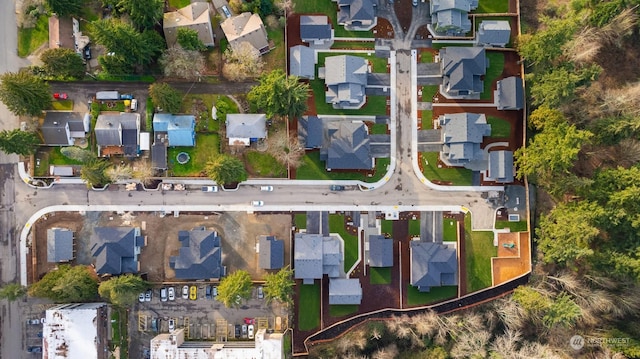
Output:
234,325,241,338
212,286,218,298
243,317,254,325
248,325,254,339
189,285,197,300
130,99,138,111
202,186,218,192
242,324,248,338
145,289,152,302
330,185,345,191
27,346,42,353
251,200,264,207
151,318,158,332
160,287,167,302
168,318,175,331
53,93,68,100
37,332,43,338
168,287,175,301
40,318,45,324
120,93,134,100
260,185,273,192
26,319,40,325
221,5,232,18
205,285,212,300
83,45,91,60
257,286,264,299
138,293,145,303
182,285,189,299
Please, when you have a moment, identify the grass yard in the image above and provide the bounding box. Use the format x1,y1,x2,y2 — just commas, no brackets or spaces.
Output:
409,219,420,236
443,219,458,242
422,85,439,102
50,100,74,111
329,214,359,272
245,151,287,178
100,102,126,112
482,52,505,100
181,94,237,132
381,220,392,236
495,220,528,232
110,308,128,358
421,52,434,63
371,123,388,134
420,152,473,185
476,0,509,14
263,26,285,73
168,133,220,177
168,0,190,8
283,331,292,357
311,78,388,115
465,214,497,293
329,305,359,318
421,110,433,129
331,41,376,49
293,0,374,38
407,285,458,306
298,283,321,331
294,213,307,229
369,267,391,284
18,16,49,57
296,152,390,182
487,117,511,138
35,147,87,177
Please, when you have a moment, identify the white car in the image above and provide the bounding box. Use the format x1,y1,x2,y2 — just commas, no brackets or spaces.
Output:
251,200,264,207
138,293,145,303
182,285,189,299
168,287,175,301
168,319,175,332
160,287,167,302
260,186,273,192
202,186,218,192
130,99,138,111
248,324,254,339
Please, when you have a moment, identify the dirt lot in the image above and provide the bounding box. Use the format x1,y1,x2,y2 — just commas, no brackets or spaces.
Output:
31,211,292,284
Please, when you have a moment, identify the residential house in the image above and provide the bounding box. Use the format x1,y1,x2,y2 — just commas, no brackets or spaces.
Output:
259,235,285,270
476,20,511,47
169,227,224,280
321,55,368,109
221,12,270,54
297,116,324,150
49,15,90,56
334,0,377,31
41,112,90,146
226,114,267,146
439,113,491,168
368,234,393,267
430,0,478,36
495,76,524,110
47,228,74,263
440,46,488,99
294,233,342,284
94,113,141,157
300,15,334,48
90,227,145,276
163,1,215,48
289,45,315,79
42,303,109,359
329,278,363,305
321,121,373,170
487,150,514,183
410,241,458,292
150,328,284,359
153,114,196,146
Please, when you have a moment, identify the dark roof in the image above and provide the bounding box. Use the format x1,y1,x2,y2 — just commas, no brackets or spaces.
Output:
47,228,74,262
410,241,457,292
259,235,284,270
41,112,88,146
298,116,324,149
368,234,393,267
90,227,144,275
122,128,138,156
488,150,514,183
476,20,511,47
300,25,332,40
95,113,140,148
306,211,329,235
496,76,524,110
151,143,168,170
321,121,373,170
169,227,223,279
440,47,487,96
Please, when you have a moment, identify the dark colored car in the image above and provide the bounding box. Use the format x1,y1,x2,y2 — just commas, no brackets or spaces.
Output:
83,45,91,60
329,185,345,191
27,346,42,353
234,325,241,338
205,285,212,299
120,93,134,100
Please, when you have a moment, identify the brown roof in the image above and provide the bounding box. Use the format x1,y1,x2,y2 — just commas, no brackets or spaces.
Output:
48,15,75,50
163,2,215,47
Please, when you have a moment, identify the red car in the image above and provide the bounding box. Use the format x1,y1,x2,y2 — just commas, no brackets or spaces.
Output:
53,93,68,100
243,317,254,325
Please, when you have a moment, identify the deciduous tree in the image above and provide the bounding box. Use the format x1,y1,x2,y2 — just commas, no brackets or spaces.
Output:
222,41,264,81
205,154,247,185
148,83,182,114
247,69,309,120
159,46,206,80
60,146,95,162
98,274,150,306
28,265,98,302
0,130,41,156
0,283,27,301
263,266,294,305
0,71,51,116
40,48,86,80
217,270,253,308
177,27,206,51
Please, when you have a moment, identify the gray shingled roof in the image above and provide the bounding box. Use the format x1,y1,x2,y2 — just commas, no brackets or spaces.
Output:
476,20,511,47
226,114,267,140
169,227,223,280
440,47,487,97
430,0,478,34
95,113,140,156
329,278,363,305
368,234,393,267
440,113,491,164
259,235,284,270
306,211,329,235
47,228,74,262
324,55,368,109
488,150,514,183
90,227,143,275
41,112,89,146
289,45,315,80
294,233,342,284
337,0,375,24
410,241,457,292
298,116,323,149
495,76,524,110
321,121,373,170
300,16,332,40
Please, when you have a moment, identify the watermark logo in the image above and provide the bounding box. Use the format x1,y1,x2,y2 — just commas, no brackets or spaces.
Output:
570,335,584,350
570,335,631,350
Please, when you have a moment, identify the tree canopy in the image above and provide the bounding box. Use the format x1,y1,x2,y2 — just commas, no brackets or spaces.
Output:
148,83,183,113
177,28,206,51
39,48,86,80
115,0,163,30
263,266,295,305
28,265,98,302
80,158,113,188
205,155,248,185
222,41,264,82
159,47,206,81
98,274,150,306
217,270,253,308
0,71,52,116
0,130,41,156
247,69,309,120
45,0,84,16
0,283,27,301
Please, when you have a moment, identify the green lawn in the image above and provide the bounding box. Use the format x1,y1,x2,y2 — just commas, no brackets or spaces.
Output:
296,152,390,182
168,133,220,177
50,100,74,111
263,26,285,73
298,283,321,331
482,52,505,100
409,219,420,236
294,213,307,229
420,152,473,185
35,147,88,177
421,85,439,102
381,220,392,236
293,0,374,38
421,110,433,129
421,52,434,63
181,94,236,132
311,78,388,115
18,16,49,57
465,214,497,293
110,308,128,358
329,214,359,272
487,116,511,138
443,219,458,242
168,0,190,8
329,305,359,318
245,151,287,178
495,220,528,232
283,331,292,357
476,0,509,14
369,267,391,284
371,123,388,134
407,285,458,306
331,41,376,50
100,102,126,112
